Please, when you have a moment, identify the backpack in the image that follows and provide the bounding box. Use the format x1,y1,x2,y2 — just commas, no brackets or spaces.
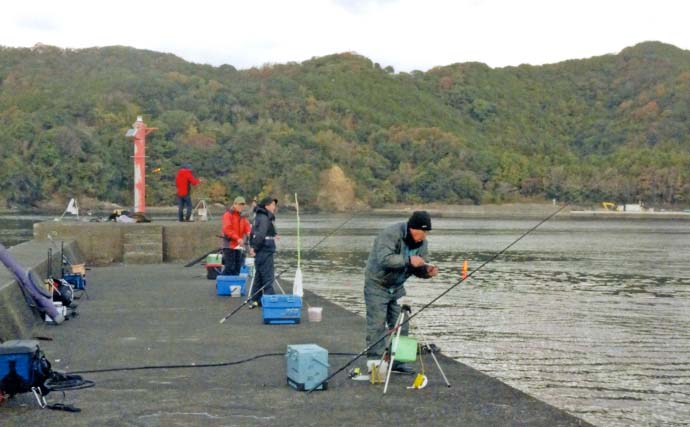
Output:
51,278,75,307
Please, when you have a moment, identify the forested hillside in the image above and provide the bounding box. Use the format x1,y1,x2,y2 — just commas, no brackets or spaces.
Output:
0,41,688,209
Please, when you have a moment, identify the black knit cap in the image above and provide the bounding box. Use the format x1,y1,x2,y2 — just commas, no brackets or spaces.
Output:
258,196,278,207
408,210,432,231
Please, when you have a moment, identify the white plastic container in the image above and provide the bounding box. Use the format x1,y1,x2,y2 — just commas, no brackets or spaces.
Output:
45,302,66,323
308,307,323,322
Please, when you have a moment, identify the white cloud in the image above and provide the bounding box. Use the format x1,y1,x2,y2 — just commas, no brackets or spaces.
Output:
0,0,688,71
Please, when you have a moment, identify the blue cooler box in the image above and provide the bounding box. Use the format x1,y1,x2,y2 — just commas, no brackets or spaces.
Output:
286,344,328,391
0,340,39,394
63,273,86,290
216,275,246,296
261,295,302,324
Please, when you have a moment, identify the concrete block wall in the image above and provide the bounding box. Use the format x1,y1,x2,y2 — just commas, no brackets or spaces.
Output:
162,222,220,261
34,221,223,265
34,222,125,266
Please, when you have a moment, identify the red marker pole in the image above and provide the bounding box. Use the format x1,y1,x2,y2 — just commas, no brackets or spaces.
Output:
126,116,157,213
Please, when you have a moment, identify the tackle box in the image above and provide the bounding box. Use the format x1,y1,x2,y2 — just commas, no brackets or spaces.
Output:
206,253,223,280
285,344,328,391
261,295,302,324
206,253,223,268
216,275,246,297
63,273,86,290
0,340,39,393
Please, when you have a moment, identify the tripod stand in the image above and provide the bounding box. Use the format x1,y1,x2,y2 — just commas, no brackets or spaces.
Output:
383,305,451,394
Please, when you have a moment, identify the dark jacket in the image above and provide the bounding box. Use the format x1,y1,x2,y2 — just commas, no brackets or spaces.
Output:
250,206,276,253
365,222,430,289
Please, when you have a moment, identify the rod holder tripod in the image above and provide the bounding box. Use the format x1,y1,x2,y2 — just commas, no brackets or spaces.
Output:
382,305,450,394
382,305,410,394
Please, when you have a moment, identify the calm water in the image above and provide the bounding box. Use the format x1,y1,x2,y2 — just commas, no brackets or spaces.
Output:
3,213,689,426
0,214,53,248
271,214,690,427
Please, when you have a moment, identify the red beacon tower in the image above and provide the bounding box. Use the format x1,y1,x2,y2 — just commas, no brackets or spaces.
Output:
125,116,157,213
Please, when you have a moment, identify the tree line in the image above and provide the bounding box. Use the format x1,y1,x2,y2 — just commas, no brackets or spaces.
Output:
0,41,688,209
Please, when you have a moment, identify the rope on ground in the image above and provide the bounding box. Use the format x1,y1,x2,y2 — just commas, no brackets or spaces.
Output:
69,352,359,375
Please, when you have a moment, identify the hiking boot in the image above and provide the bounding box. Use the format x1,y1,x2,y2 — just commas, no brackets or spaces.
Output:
391,361,416,375
248,301,259,310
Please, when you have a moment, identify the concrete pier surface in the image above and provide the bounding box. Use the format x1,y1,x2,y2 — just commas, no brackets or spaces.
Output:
1,263,591,426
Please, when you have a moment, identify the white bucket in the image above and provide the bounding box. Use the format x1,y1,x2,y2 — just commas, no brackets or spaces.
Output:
45,302,66,323
308,307,323,322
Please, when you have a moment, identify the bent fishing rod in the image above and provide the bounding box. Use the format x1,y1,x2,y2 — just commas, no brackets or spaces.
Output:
219,214,356,324
307,203,570,393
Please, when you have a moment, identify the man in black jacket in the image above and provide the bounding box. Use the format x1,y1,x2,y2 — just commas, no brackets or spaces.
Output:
249,197,278,307
364,211,438,374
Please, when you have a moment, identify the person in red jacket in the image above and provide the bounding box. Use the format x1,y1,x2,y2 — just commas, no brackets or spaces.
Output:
221,196,252,275
175,163,200,222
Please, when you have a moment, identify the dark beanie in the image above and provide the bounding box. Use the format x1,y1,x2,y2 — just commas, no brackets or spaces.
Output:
258,196,278,207
408,211,432,231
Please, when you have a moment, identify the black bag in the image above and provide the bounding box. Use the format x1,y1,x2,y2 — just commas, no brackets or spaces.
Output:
51,279,74,307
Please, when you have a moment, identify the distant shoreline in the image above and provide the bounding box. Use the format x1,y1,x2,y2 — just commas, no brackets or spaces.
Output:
374,204,690,220
2,202,690,220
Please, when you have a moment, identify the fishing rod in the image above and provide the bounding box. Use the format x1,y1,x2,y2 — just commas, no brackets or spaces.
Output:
219,213,357,324
185,249,218,268
307,203,570,393
185,234,236,268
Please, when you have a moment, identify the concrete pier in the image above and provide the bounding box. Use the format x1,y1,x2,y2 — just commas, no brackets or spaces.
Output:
0,222,592,426
1,264,590,426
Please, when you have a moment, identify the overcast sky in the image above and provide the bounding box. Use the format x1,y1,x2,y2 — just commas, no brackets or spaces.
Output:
1,0,688,72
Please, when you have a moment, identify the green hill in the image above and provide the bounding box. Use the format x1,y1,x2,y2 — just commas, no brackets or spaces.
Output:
0,41,688,209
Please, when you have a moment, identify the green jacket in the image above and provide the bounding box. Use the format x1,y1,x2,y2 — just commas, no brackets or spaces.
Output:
365,222,430,289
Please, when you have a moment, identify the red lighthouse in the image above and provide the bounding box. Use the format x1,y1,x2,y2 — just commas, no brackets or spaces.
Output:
126,116,156,213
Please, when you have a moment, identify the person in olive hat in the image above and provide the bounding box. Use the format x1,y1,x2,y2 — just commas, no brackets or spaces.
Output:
220,196,251,276
364,210,438,375
248,197,279,307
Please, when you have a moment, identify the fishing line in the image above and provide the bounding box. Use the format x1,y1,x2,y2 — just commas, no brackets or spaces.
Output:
219,213,357,323
307,203,570,393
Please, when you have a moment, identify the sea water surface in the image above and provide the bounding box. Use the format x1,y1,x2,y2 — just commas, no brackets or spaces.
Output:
271,214,690,427
3,212,689,426
0,214,53,248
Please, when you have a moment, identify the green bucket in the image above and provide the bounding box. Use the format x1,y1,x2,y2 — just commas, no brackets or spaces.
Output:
391,336,418,363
